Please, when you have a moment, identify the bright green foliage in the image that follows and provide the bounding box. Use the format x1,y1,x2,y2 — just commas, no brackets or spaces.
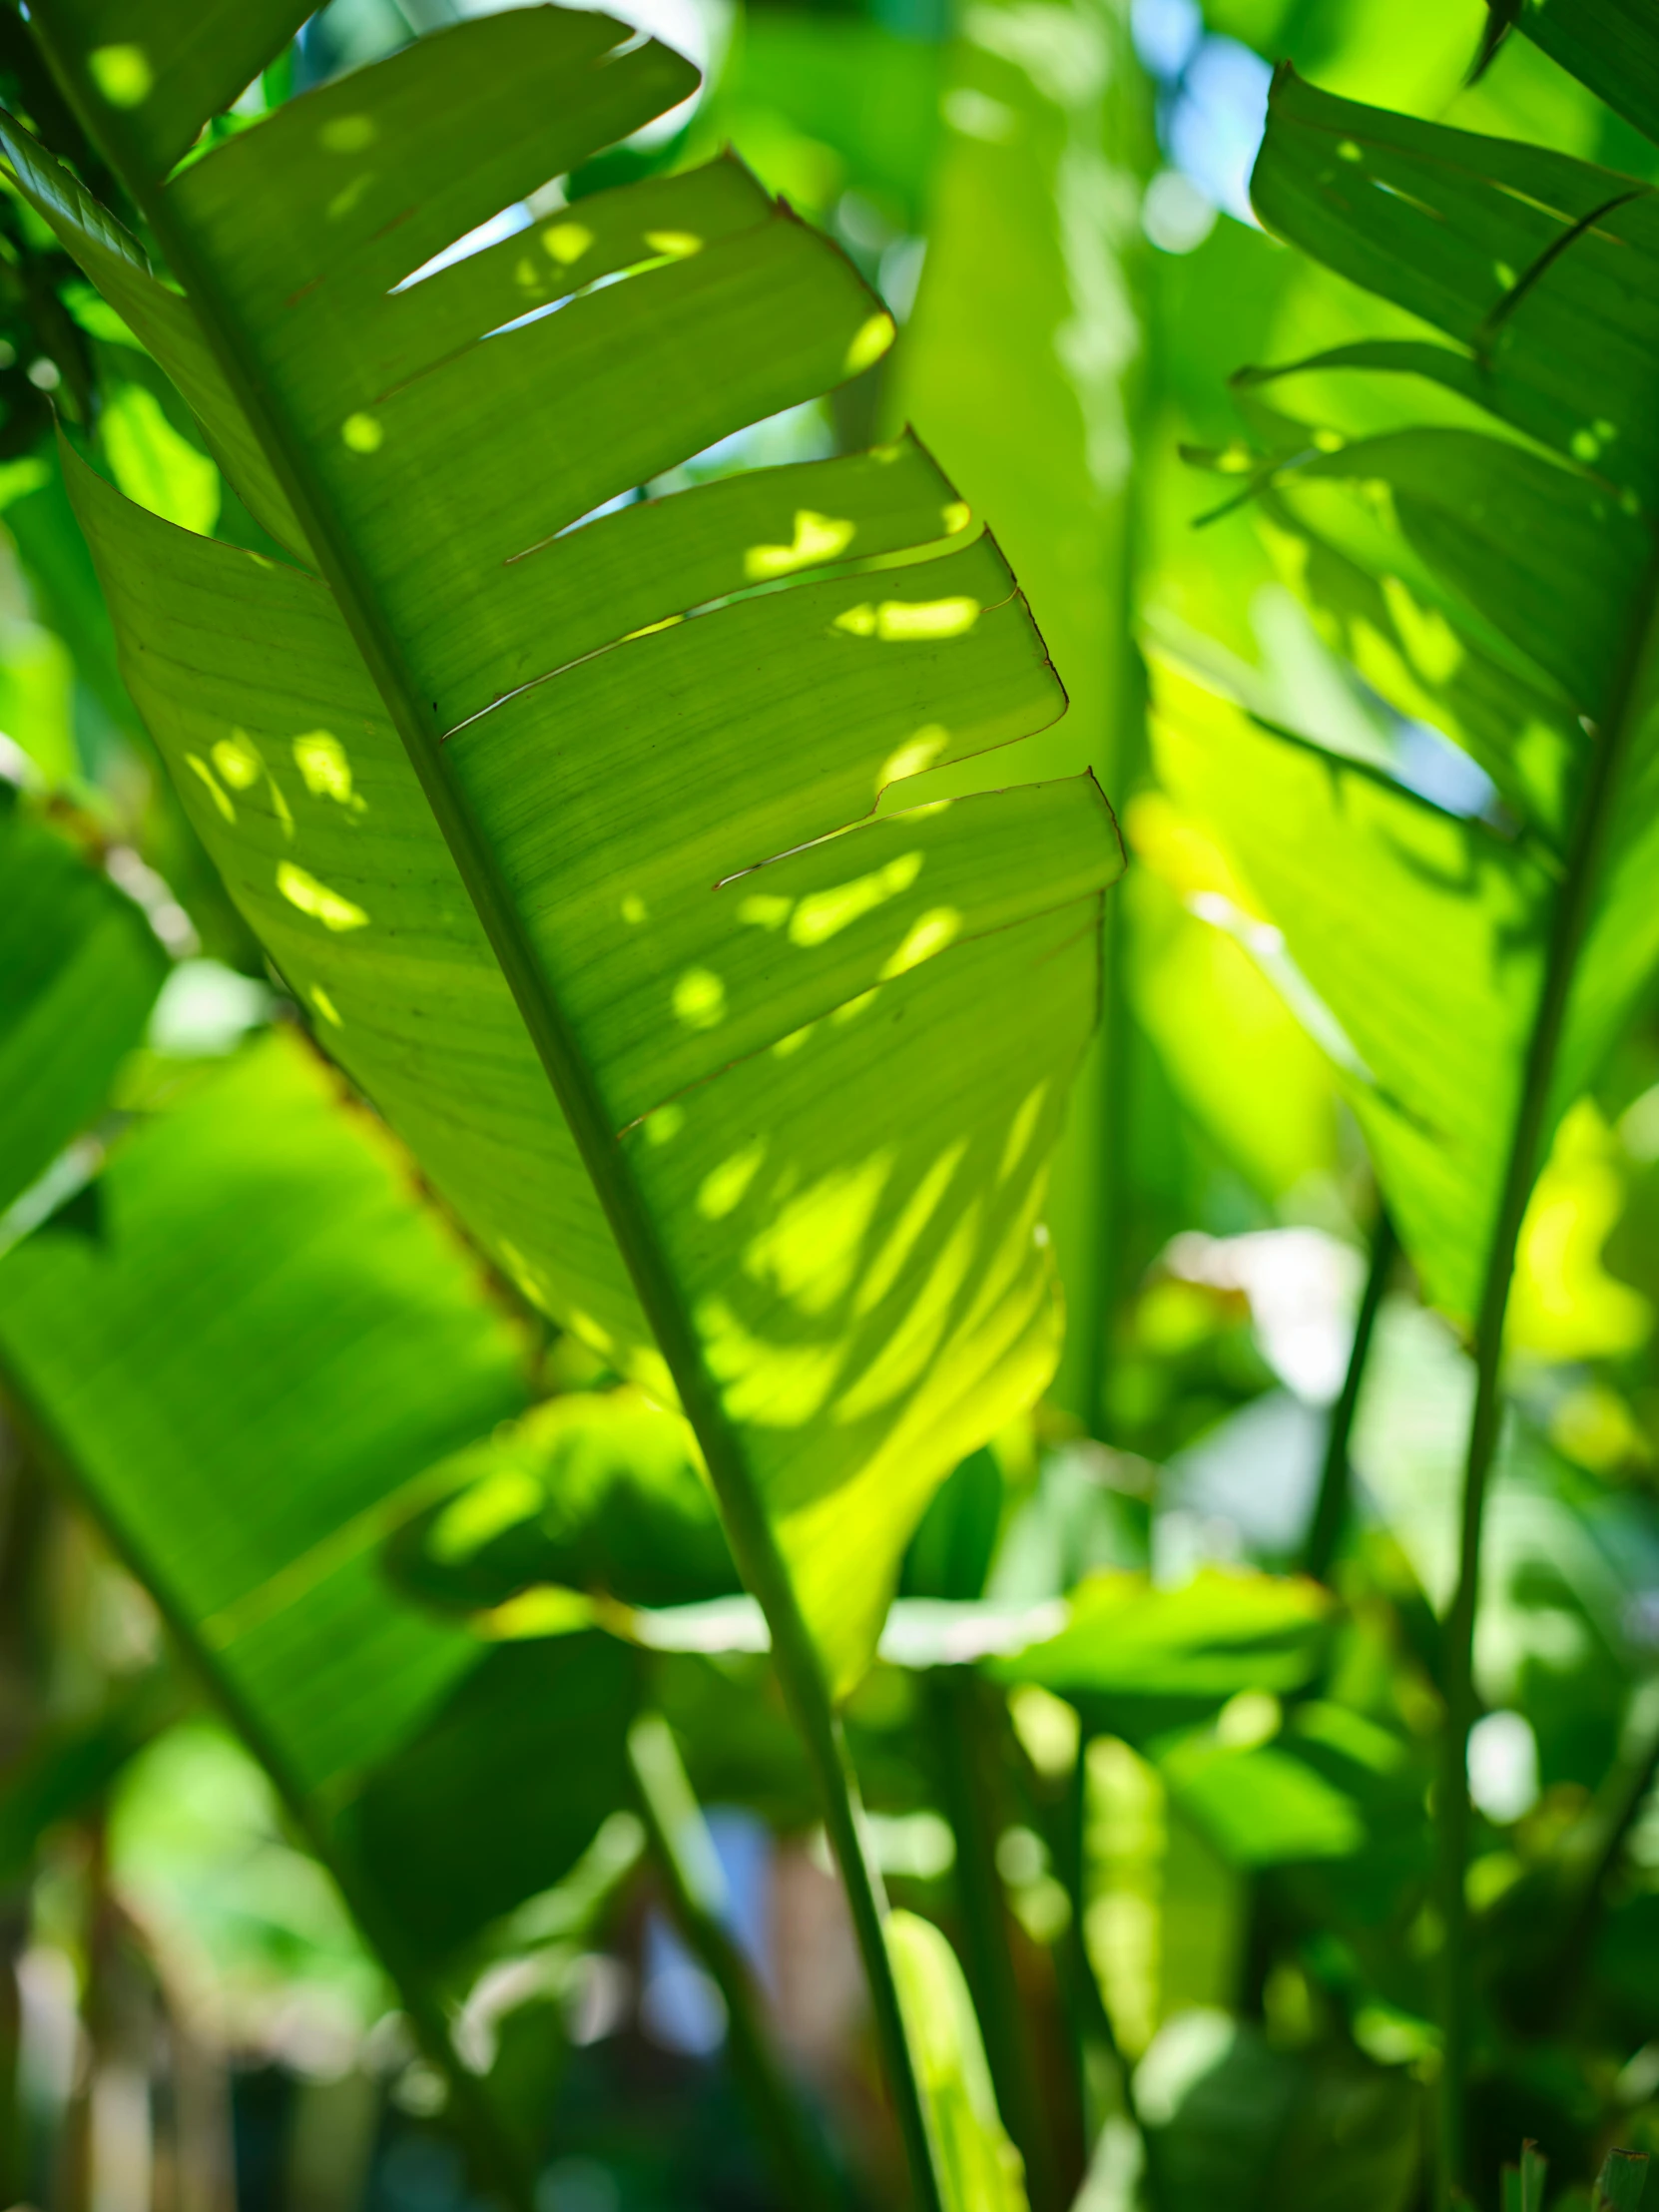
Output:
0,1033,637,1991
0,781,165,1213
887,1910,1028,2212
995,1566,1331,1735
1160,64,1659,1327
7,1,1120,1701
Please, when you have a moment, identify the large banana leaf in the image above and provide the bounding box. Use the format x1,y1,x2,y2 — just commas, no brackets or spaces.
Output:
0,779,165,1213
1154,65,1659,1325
11,1,1119,1703
0,1031,639,2135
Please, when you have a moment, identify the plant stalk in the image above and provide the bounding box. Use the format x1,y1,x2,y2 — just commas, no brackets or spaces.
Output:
927,1671,1057,2212
1431,556,1659,2208
627,1713,839,2212
25,23,943,2206
1301,1204,1394,1584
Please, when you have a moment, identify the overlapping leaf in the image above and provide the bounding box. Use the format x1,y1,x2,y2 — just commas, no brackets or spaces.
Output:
0,1031,639,2001
1156,65,1659,1321
12,0,1120,1695
0,780,165,1213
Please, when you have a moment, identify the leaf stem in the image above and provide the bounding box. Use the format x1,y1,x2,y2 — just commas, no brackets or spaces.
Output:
1432,553,1659,2208
1301,1203,1394,1584
627,1713,840,2212
24,26,944,2207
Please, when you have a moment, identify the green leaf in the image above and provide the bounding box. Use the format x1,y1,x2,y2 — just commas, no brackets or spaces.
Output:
1150,658,1543,1323
1508,1,1659,147
1169,73,1659,1323
54,0,313,179
990,1566,1332,1740
1134,2010,1421,2212
1250,70,1659,506
383,1388,740,1617
1502,2141,1549,2212
886,1909,1030,2212
7,6,1119,1702
1597,2150,1651,2212
1154,1732,1367,1868
0,1033,642,1988
0,782,166,1214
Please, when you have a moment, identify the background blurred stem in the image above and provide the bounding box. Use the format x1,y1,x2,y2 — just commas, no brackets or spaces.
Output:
626,1713,839,2212
926,1670,1059,2211
1301,1205,1394,1584
1432,562,1659,2207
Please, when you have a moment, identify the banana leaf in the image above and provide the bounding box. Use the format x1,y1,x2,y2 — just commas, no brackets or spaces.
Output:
0,1028,638,2164
1155,67,1659,1325
8,0,1121,1705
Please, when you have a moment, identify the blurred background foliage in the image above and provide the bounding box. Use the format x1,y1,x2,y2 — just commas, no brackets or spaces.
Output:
6,0,1659,2208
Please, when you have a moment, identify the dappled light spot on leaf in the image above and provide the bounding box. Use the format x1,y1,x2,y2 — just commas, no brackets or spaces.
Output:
772,1022,816,1059
999,1084,1048,1183
695,1297,843,1426
791,852,921,946
643,1103,684,1147
831,987,878,1024
672,966,726,1029
309,984,342,1027
89,45,152,108
697,1143,767,1221
292,732,363,812
276,861,369,933
737,892,792,930
877,725,948,791
471,1584,596,1640
185,753,235,824
319,115,376,154
941,501,971,534
744,1157,889,1316
854,1142,967,1317
834,1209,979,1420
620,892,649,924
212,733,263,791
881,904,961,978
430,1469,543,1564
623,614,682,641
327,178,375,225
644,231,702,260
744,509,855,582
835,598,980,642
843,311,895,376
340,413,384,453
544,222,594,266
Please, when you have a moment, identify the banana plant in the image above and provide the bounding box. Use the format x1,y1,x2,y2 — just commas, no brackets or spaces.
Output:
1,4,1121,2200
1156,11,1659,2198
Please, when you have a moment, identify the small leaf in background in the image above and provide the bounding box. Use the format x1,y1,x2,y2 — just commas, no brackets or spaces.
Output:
887,1909,1029,2212
99,380,221,538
